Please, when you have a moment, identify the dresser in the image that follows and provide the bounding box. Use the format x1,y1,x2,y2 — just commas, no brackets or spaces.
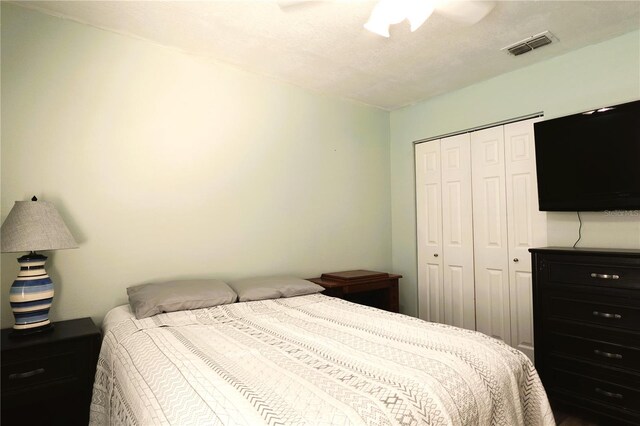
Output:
1,317,102,425
530,247,640,425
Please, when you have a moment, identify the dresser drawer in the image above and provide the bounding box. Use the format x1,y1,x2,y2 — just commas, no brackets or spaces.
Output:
546,365,640,414
548,332,640,373
547,260,640,290
546,294,640,331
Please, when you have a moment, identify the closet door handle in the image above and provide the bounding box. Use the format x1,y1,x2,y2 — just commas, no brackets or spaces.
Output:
590,273,619,280
513,258,519,263
433,254,439,257
592,311,622,320
594,349,623,359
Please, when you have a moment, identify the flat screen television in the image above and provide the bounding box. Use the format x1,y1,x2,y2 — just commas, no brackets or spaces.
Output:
533,100,640,211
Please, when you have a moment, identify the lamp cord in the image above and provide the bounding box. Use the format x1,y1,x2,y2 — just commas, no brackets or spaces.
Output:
573,211,582,248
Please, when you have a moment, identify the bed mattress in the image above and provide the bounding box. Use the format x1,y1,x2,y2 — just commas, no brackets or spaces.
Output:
90,294,554,425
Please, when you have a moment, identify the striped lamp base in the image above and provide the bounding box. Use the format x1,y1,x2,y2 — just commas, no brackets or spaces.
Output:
9,253,54,332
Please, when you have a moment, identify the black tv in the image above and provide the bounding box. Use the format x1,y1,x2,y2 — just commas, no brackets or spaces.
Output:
533,100,640,211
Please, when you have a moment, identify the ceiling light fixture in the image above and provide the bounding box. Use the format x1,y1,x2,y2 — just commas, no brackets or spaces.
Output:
278,0,495,38
363,0,496,38
364,0,436,38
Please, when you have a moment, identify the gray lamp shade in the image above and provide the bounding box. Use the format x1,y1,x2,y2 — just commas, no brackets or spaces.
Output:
1,199,78,253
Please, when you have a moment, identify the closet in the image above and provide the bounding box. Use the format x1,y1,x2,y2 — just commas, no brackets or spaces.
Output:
415,117,547,360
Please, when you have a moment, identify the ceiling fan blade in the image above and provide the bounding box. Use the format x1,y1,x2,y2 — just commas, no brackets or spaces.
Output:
435,1,496,25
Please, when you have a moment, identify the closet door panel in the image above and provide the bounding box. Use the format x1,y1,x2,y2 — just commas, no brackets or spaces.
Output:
440,134,475,330
487,268,509,337
512,270,534,355
444,265,465,326
504,118,547,360
415,141,444,323
471,127,511,343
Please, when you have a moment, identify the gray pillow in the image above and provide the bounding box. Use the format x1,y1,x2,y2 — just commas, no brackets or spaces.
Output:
127,279,237,319
228,276,324,302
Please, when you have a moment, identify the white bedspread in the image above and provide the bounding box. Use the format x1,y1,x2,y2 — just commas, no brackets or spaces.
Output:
90,294,554,425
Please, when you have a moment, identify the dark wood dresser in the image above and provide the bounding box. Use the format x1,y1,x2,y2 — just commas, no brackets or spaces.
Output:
1,317,102,425
308,270,401,313
530,247,640,425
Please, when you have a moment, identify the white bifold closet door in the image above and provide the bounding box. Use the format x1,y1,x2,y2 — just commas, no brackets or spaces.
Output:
416,134,475,330
416,140,444,324
471,126,511,343
416,117,545,360
503,119,547,359
471,118,546,361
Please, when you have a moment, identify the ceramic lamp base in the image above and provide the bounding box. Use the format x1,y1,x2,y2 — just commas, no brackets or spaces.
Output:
9,252,54,331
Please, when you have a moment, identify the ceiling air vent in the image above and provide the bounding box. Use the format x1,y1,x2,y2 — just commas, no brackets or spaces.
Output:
502,31,558,56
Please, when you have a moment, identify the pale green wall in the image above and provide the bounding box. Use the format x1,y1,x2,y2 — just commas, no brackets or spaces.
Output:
391,30,640,317
0,4,391,327
2,4,639,327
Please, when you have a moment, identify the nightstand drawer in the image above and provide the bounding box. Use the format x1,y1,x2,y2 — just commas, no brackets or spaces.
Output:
341,280,397,294
2,350,78,391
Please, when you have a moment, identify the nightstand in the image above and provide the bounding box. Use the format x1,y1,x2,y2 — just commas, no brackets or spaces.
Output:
308,270,402,312
1,317,101,425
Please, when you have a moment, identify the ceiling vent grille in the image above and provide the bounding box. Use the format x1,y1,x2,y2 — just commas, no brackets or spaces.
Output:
502,31,558,56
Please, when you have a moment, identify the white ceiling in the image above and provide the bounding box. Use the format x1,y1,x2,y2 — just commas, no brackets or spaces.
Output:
13,1,640,110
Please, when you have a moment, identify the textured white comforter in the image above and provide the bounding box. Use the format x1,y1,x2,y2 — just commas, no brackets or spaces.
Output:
90,294,554,425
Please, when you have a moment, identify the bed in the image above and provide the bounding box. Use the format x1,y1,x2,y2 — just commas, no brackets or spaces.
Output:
89,284,554,426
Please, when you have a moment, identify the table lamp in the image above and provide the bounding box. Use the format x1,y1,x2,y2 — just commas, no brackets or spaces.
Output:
1,196,77,334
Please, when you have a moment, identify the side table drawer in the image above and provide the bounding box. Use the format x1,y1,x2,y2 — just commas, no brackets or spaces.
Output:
2,350,79,392
341,279,397,294
2,339,92,409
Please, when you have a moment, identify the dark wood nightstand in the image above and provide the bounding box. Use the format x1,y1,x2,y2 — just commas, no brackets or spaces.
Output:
1,317,101,426
308,270,402,312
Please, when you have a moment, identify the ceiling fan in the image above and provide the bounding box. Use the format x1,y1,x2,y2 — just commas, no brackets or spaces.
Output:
279,0,497,38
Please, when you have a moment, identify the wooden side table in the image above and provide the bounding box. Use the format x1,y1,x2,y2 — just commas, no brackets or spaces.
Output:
1,317,102,425
308,270,401,312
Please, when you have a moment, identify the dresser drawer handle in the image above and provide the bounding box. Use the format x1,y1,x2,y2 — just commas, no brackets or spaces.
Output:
8,368,45,380
595,387,623,399
594,349,623,359
592,311,622,319
590,273,620,280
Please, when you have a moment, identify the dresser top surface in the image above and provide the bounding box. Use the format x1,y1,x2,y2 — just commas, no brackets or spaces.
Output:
529,247,640,257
